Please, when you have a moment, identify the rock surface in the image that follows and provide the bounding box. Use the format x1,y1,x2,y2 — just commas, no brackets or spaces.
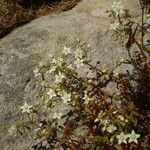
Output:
0,0,140,149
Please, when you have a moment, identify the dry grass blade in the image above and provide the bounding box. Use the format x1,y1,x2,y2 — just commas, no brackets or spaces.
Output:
0,0,81,39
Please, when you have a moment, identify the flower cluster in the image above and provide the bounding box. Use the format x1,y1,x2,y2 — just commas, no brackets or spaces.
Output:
112,1,124,16
116,131,140,144
8,1,150,149
108,1,129,39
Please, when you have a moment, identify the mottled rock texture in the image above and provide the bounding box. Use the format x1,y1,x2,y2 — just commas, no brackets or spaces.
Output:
0,0,140,149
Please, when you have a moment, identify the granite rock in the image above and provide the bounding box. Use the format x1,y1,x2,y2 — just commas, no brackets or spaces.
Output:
0,0,140,149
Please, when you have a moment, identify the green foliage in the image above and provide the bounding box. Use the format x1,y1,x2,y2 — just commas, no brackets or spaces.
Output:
9,1,150,149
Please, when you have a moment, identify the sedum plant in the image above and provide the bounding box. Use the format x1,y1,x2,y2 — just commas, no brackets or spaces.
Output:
9,0,150,149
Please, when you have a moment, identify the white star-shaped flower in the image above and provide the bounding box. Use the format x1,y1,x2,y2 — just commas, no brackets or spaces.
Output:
20,102,32,113
74,58,85,68
106,124,117,133
53,112,63,120
55,72,65,83
74,48,84,59
110,22,120,31
60,91,71,103
47,88,56,99
116,132,128,144
112,1,124,16
128,130,140,144
101,119,110,126
62,46,71,55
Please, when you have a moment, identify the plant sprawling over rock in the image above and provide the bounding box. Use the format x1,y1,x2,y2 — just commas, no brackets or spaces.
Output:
9,1,150,149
